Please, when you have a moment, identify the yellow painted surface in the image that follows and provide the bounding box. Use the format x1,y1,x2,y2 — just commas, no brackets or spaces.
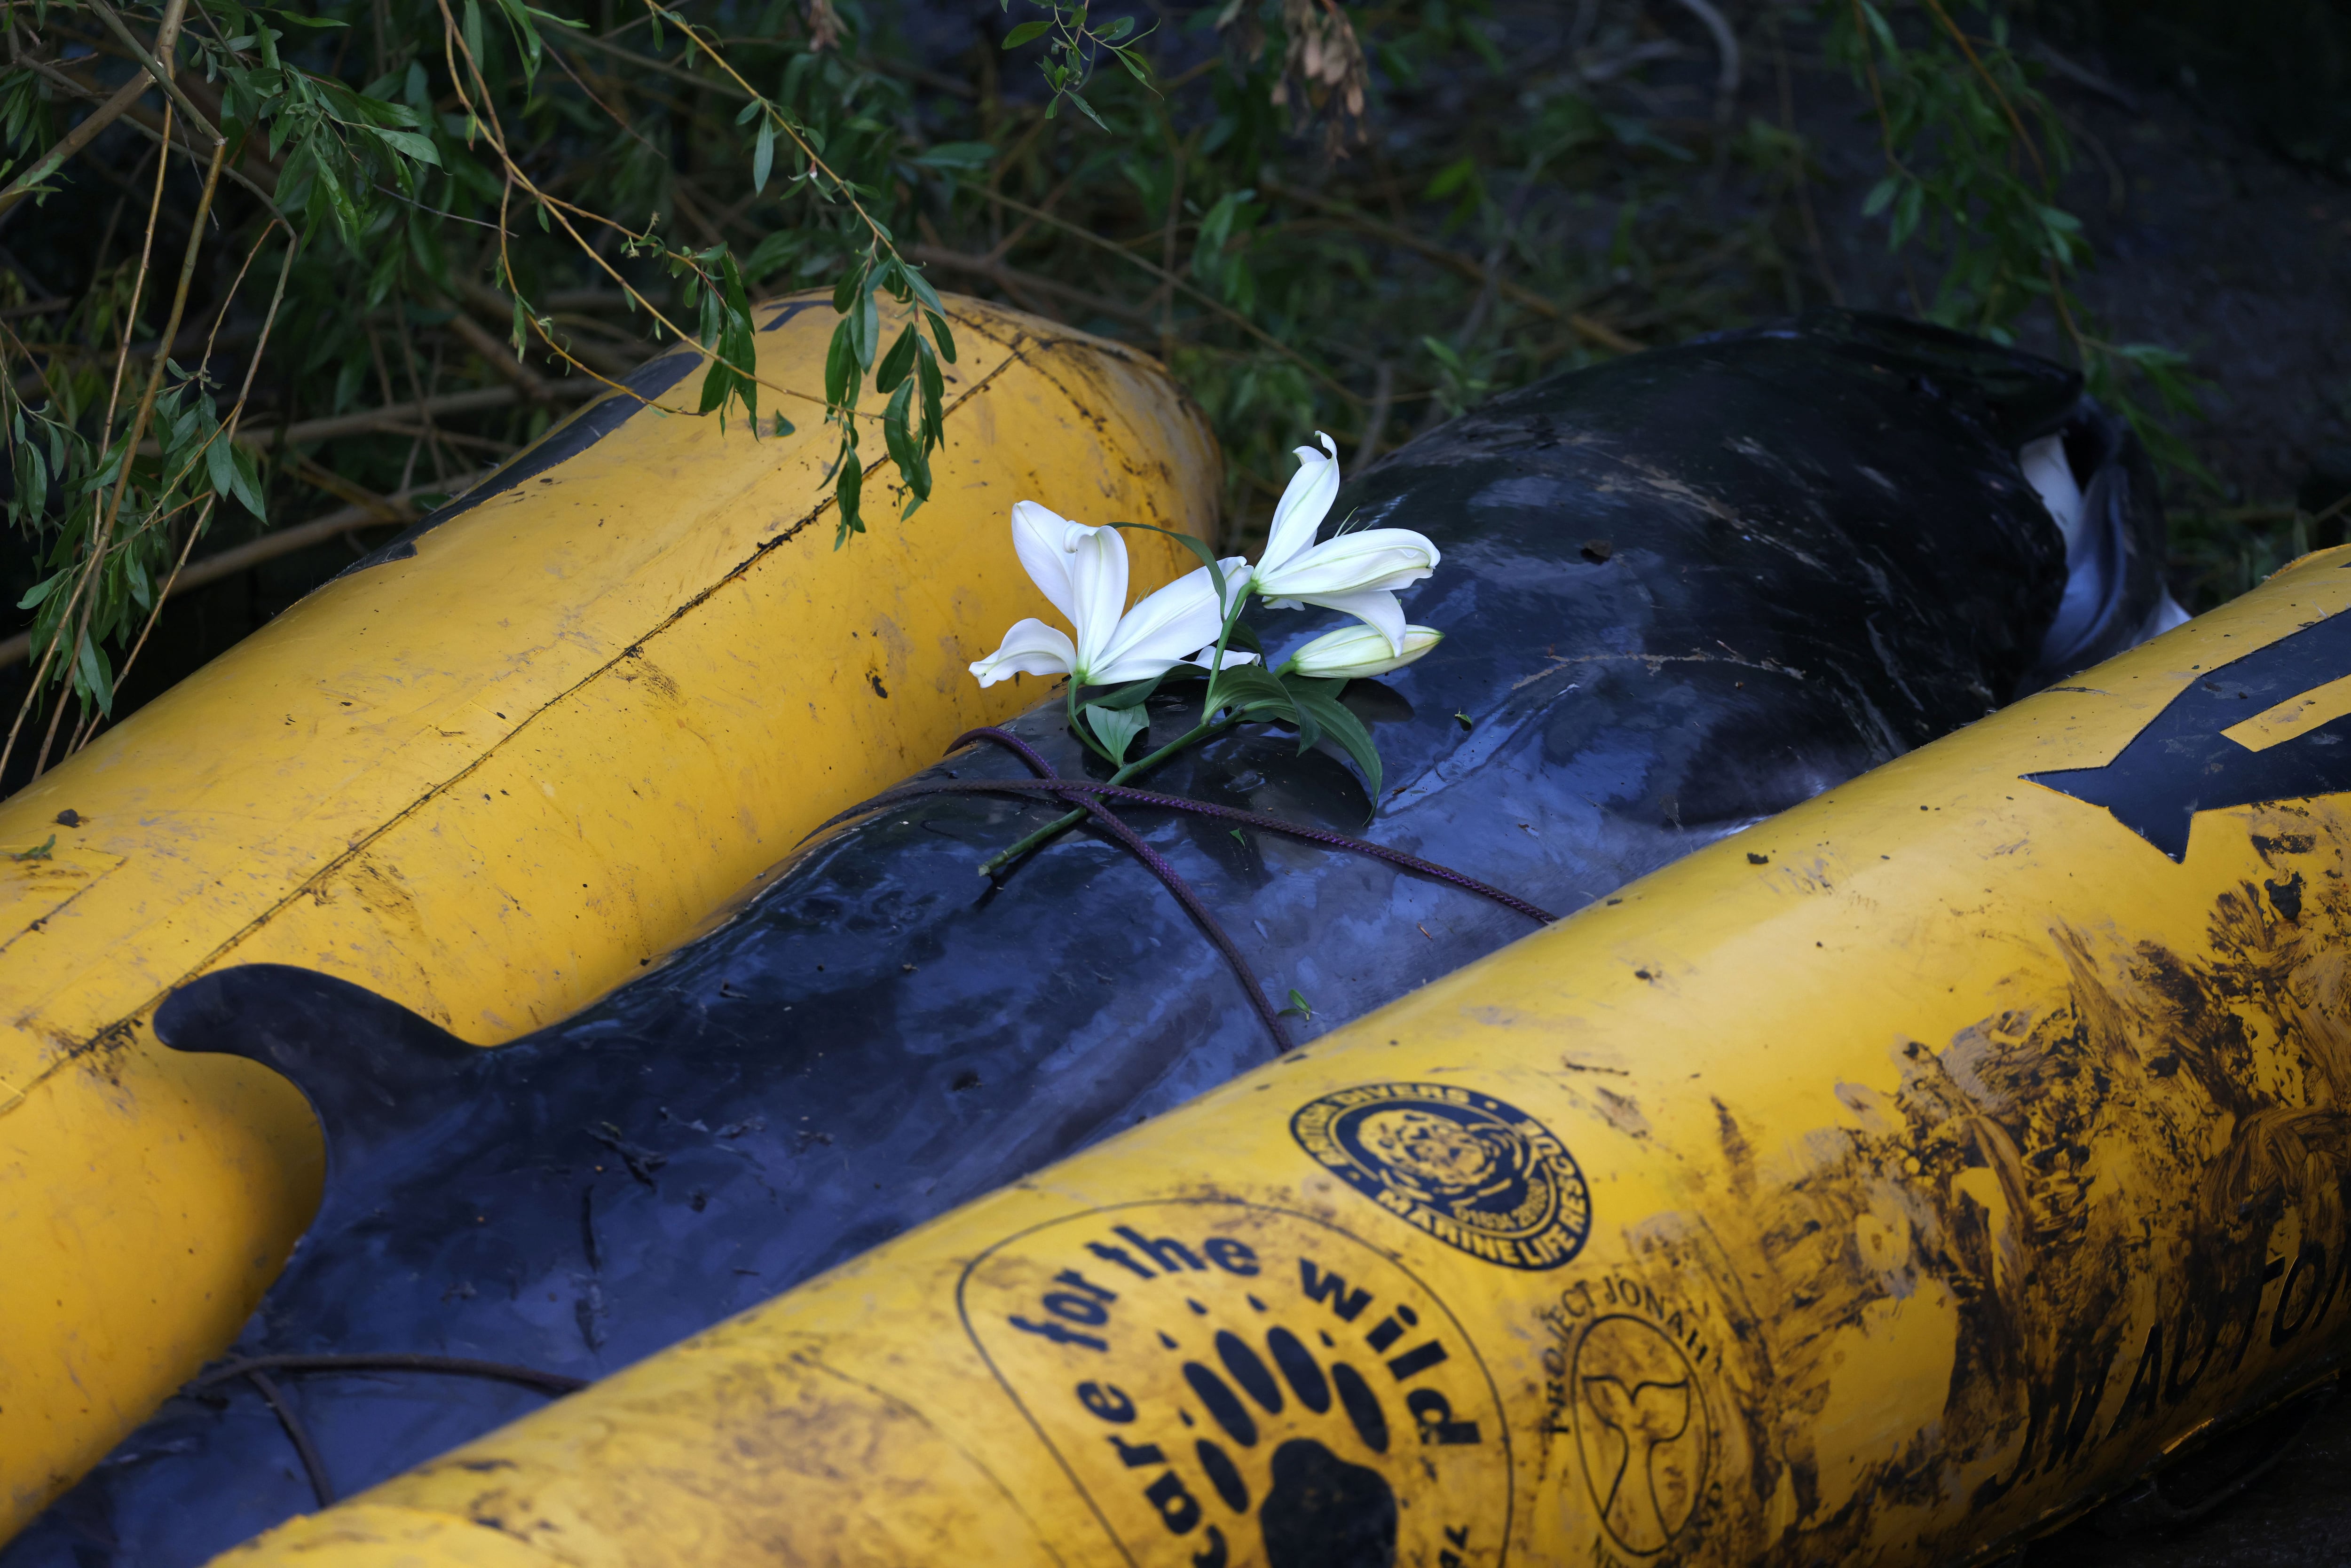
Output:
219,554,2351,1566
0,292,1219,1537
2224,668,2351,751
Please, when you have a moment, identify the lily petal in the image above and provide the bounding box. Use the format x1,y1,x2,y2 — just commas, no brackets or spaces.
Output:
1010,501,1084,626
1063,523,1131,672
969,617,1077,686
1259,431,1341,577
1290,587,1407,654
1252,526,1439,600
1086,557,1245,685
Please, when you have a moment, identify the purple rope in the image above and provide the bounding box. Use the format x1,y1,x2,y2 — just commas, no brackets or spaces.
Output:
943,727,1292,1050
241,1367,336,1507
948,725,1060,779
197,1353,587,1512
190,1353,589,1398
836,735,1556,925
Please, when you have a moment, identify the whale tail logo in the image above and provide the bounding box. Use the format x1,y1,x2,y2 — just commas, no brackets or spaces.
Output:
1582,1375,1693,1552
1570,1316,1710,1556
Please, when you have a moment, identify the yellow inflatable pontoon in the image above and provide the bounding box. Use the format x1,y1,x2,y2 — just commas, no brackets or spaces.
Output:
0,294,1218,1536
211,552,2351,1566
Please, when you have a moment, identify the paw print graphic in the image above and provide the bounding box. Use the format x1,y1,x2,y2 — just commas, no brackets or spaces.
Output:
1171,1322,1398,1568
962,1203,1511,1568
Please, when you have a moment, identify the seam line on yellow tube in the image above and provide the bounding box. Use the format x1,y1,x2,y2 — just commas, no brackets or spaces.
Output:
796,1346,1082,1565
1,341,1033,1104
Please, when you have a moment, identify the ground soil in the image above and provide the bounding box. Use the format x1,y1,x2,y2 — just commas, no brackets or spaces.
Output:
2031,1388,2351,1567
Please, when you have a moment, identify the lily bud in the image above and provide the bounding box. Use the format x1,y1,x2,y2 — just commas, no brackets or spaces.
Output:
1281,623,1442,680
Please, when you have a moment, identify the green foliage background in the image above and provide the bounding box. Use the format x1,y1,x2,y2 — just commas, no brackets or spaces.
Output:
0,0,2277,781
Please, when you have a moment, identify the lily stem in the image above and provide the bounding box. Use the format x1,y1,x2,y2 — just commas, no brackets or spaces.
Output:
976,714,1238,877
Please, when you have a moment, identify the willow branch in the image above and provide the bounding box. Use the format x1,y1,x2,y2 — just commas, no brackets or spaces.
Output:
81,0,224,148
0,473,492,671
0,0,191,213
105,230,297,709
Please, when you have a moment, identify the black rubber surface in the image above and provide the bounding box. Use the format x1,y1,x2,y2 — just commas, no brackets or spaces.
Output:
8,311,2176,1566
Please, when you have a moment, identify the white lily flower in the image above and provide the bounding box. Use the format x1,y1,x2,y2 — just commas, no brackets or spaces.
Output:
970,501,1249,687
1282,622,1443,679
1247,432,1440,654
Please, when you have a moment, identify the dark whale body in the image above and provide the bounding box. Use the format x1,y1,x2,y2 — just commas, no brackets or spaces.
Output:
8,312,2170,1566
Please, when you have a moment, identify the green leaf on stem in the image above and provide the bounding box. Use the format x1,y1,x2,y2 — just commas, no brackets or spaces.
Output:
924,309,957,364
205,439,241,513
832,258,869,316
1287,682,1383,804
1081,701,1148,764
753,118,776,193
16,569,63,612
1089,664,1187,711
912,142,996,171
856,284,881,368
75,630,115,716
915,337,947,450
876,321,919,393
883,378,931,510
1211,664,1297,721
824,319,860,409
834,441,865,546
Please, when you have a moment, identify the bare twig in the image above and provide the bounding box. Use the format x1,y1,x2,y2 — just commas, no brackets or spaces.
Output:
364,421,519,456
560,25,754,103
903,245,1151,326
2,99,179,783
2032,39,2138,113
968,185,1368,403
286,453,418,522
2053,100,2128,216
1775,21,1843,306
136,383,598,458
1261,178,1642,354
1156,123,1185,358
1355,361,1394,468
0,296,72,320
436,299,554,400
32,133,226,779
1671,0,1741,123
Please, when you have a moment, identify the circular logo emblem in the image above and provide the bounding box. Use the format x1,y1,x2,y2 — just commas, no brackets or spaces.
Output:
1571,1314,1710,1556
1290,1082,1591,1270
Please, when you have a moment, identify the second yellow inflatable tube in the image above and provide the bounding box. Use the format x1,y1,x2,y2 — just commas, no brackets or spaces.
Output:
216,553,2351,1565
0,293,1217,1538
